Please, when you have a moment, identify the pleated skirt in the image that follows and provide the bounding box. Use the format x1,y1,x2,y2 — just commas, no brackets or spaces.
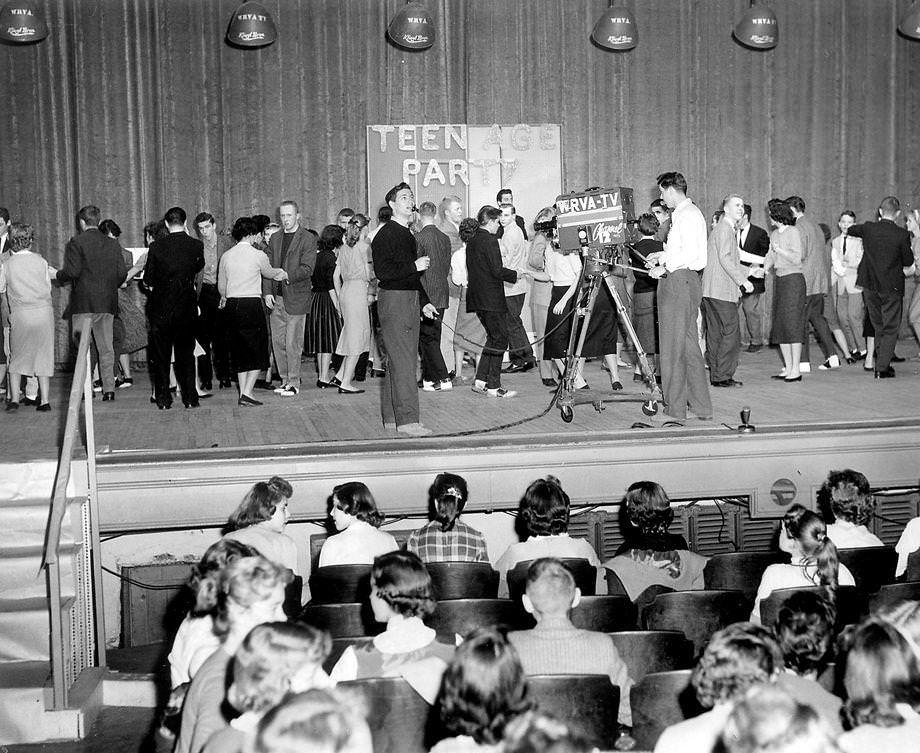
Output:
307,291,343,353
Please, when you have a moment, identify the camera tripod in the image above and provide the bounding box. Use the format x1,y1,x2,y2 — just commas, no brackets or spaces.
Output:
552,241,663,423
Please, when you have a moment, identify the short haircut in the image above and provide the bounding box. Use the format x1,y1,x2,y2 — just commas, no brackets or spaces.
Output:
839,209,856,221
519,476,570,537
822,468,875,525
8,222,33,252
385,182,412,205
225,476,293,533
330,481,383,527
477,205,501,225
768,199,795,227
280,200,299,213
624,480,673,534
785,196,806,214
194,212,215,226
879,196,901,215
775,590,835,676
496,188,513,202
337,207,355,219
656,172,688,194
438,195,462,222
371,550,436,618
164,206,186,226
429,472,469,532
692,623,783,708
637,212,660,237
77,205,101,227
418,201,438,218
0,207,9,223
650,199,668,212
188,538,258,615
722,194,744,210
231,216,260,241
229,622,331,714
213,556,291,639
524,558,576,615
743,204,753,219
317,224,345,252
377,205,392,223
500,203,517,215
458,217,479,244
437,627,531,744
254,687,371,753
99,219,121,238
251,214,271,233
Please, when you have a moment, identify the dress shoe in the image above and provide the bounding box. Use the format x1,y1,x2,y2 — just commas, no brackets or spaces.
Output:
875,368,896,379
770,374,788,381
784,376,803,382
745,344,762,353
542,378,559,387
329,376,343,387
155,399,172,410
102,391,115,402
611,381,623,391
316,379,333,389
891,354,905,363
197,392,213,399
253,379,274,390
338,386,365,395
219,379,234,389
22,396,37,406
6,401,18,412
238,394,263,406
36,403,51,412
851,349,866,361
370,368,386,378
712,379,743,387
183,400,200,409
502,362,534,374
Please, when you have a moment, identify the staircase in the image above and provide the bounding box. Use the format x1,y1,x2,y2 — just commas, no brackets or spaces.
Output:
0,459,91,744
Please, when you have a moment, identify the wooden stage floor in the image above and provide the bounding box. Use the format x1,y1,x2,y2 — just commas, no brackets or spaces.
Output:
4,339,920,463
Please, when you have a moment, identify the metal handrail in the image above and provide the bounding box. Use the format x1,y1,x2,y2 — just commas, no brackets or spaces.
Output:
42,317,104,709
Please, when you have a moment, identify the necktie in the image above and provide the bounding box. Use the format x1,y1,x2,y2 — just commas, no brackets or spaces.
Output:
737,228,744,248
842,236,848,257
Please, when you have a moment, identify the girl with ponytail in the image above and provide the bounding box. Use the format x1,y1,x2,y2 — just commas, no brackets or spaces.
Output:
750,504,855,623
406,473,489,563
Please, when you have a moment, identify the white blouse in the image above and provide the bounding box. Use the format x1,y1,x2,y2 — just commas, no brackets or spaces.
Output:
318,519,399,567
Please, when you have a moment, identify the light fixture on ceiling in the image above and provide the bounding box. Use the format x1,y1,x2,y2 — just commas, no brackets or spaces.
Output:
899,1,920,40
591,2,638,51
226,1,277,48
387,1,435,51
0,0,49,44
733,2,778,50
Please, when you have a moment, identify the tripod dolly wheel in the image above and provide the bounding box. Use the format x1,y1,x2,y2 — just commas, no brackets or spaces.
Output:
641,399,658,416
560,405,574,423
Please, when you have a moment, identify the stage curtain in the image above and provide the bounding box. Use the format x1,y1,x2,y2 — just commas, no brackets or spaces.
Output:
0,0,917,361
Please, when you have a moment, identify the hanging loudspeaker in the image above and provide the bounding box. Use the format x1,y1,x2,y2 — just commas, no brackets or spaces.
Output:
899,1,920,40
591,4,638,51
0,0,48,43
387,2,435,50
733,5,778,50
226,1,277,48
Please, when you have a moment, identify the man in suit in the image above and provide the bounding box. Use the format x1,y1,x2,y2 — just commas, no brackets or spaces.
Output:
143,206,204,409
737,204,770,352
702,195,753,387
848,196,914,378
194,212,231,391
264,200,315,397
56,205,128,402
787,196,838,371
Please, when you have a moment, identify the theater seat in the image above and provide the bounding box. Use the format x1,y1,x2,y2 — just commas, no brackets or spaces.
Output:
425,561,499,600
868,581,920,613
308,564,372,604
759,585,868,629
905,550,920,581
569,595,637,632
427,598,531,638
704,551,788,599
837,546,897,593
608,630,694,682
324,636,376,673
630,669,703,751
639,590,750,655
507,558,596,602
527,675,620,750
338,676,434,753
299,602,382,638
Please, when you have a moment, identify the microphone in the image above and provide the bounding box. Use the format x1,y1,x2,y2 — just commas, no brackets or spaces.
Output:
738,406,755,434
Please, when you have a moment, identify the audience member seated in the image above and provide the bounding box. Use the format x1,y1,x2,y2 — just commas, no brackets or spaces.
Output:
168,540,257,695
819,469,883,548
720,684,840,753
202,622,333,753
252,687,373,753
406,472,489,563
495,476,604,598
772,591,843,734
895,514,920,579
222,476,300,577
604,481,707,602
653,623,784,753
175,556,291,753
501,711,591,753
318,482,399,567
751,504,855,623
837,613,920,752
329,551,454,702
508,558,632,726
431,627,532,753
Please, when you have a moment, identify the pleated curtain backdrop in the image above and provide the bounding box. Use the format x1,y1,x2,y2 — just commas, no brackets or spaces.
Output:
0,0,917,362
